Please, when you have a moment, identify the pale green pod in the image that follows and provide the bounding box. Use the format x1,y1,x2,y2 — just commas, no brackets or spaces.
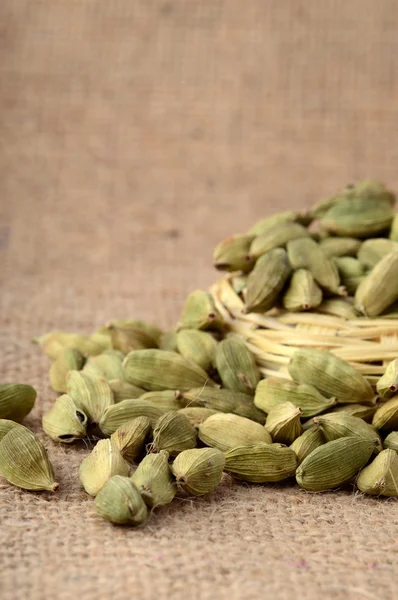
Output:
42,394,87,443
296,437,377,492
171,448,225,496
108,320,162,354
316,298,358,320
176,329,218,372
290,428,326,464
179,387,265,424
247,210,307,236
213,234,256,272
287,238,344,295
334,256,365,295
99,400,164,436
355,251,398,316
282,269,323,312
389,213,398,242
288,349,375,405
264,402,303,445
254,378,337,418
0,419,22,442
384,432,398,451
376,359,398,398
158,329,179,352
33,331,106,360
0,384,37,422
111,416,152,462
198,413,271,452
244,248,292,313
250,222,310,259
178,407,218,428
123,349,217,392
130,450,176,507
140,391,182,412
178,290,223,331
79,439,130,496
372,396,398,432
0,426,58,491
89,326,113,352
319,237,361,258
83,350,124,381
49,348,85,393
313,413,382,452
357,238,398,269
95,476,148,525
332,403,376,423
215,336,261,395
108,379,145,402
357,449,398,496
224,442,297,483
231,274,248,295
152,412,197,455
66,370,114,425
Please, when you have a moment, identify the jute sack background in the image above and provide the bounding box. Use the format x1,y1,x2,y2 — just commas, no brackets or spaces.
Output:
1,1,398,599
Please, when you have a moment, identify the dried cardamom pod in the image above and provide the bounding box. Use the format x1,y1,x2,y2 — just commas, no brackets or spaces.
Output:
389,213,398,242
123,349,217,392
332,403,376,423
0,419,22,442
99,400,164,436
250,222,310,259
357,449,398,496
316,298,358,320
179,387,265,424
244,248,292,313
49,348,85,393
158,329,179,352
384,432,398,451
215,336,260,394
42,395,87,443
0,383,37,422
140,390,182,412
376,359,398,398
151,412,197,455
313,413,382,452
288,348,375,405
66,370,114,425
176,329,218,372
83,350,125,381
319,237,361,258
254,377,337,418
33,331,105,360
178,290,223,331
108,379,145,402
372,396,398,432
355,250,398,316
264,402,303,445
290,427,325,464
171,448,225,495
79,439,130,496
111,416,152,462
108,319,162,354
89,326,113,352
282,268,323,312
247,210,306,236
287,238,344,295
130,450,176,507
198,413,271,452
224,442,297,483
95,475,148,525
334,256,365,295
213,234,256,272
357,238,398,269
296,437,377,492
0,426,58,491
178,407,218,427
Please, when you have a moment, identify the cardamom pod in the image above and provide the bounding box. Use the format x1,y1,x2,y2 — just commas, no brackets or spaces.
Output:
215,336,260,394
334,256,365,295
319,237,361,258
376,359,398,398
0,426,58,491
198,413,271,452
224,442,297,483
89,326,113,352
213,234,256,272
264,402,303,444
179,387,265,424
372,396,398,432
66,370,114,425
355,250,398,316
389,213,398,242
151,412,197,455
313,413,382,452
357,449,398,496
42,394,87,443
130,450,176,507
178,290,223,331
357,238,398,269
250,222,310,258
290,427,325,464
111,416,152,462
171,448,225,495
158,329,179,352
384,432,398,451
79,439,130,496
287,238,344,295
108,379,145,402
332,403,376,422
178,407,218,427
83,350,124,381
282,268,323,312
176,329,218,372
95,475,148,525
316,298,358,320
0,419,22,442
99,400,164,436
108,320,162,354
33,331,106,360
244,248,292,313
49,348,85,393
140,390,182,412
247,210,306,236
0,383,37,422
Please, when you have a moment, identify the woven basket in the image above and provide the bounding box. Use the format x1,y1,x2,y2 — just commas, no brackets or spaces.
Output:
210,276,398,388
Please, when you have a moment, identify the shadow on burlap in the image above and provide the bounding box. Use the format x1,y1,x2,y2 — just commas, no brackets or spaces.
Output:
1,2,398,599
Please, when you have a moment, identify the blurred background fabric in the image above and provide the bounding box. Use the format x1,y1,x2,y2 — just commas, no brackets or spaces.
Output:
1,1,398,599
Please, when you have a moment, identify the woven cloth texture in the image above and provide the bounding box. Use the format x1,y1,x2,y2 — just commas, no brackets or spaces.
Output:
1,1,398,599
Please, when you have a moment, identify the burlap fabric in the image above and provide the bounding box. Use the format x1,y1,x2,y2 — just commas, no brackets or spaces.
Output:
1,1,398,598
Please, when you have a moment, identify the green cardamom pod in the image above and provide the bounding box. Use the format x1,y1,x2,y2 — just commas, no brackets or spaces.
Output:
176,329,218,372
290,427,325,464
79,439,130,496
198,413,271,452
108,320,162,354
130,450,176,507
333,256,365,295
140,390,182,412
33,331,106,360
357,238,398,269
0,383,37,422
282,268,323,312
389,213,398,242
49,348,85,393
224,442,297,483
332,403,376,422
215,336,260,394
372,396,398,432
178,290,223,331
108,379,145,402
357,449,398,496
244,248,292,313
42,394,87,443
95,475,148,525
355,250,398,316
66,370,114,425
384,431,398,451
0,419,22,442
287,238,344,295
213,234,256,272
171,448,225,495
178,407,218,427
158,329,179,352
377,359,398,398
83,350,125,381
178,387,265,424
99,400,164,436
319,237,361,258
248,210,309,236
313,413,382,452
250,222,310,259
316,298,358,320
264,402,303,444
111,416,152,462
151,412,197,455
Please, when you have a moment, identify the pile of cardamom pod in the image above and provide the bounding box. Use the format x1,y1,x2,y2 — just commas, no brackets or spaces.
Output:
1,180,398,527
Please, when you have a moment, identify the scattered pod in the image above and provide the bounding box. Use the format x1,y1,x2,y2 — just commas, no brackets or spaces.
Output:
42,394,87,443
49,348,85,393
215,336,261,395
254,378,336,418
33,331,106,360
131,450,176,507
0,419,22,442
198,413,271,452
384,432,398,451
0,426,58,491
213,234,256,272
179,387,265,424
355,250,398,316
111,416,152,462
282,269,323,312
250,222,310,259
151,412,197,455
176,329,218,371
372,396,398,432
66,370,114,425
224,443,297,483
178,290,223,331
95,476,148,525
140,391,182,412
108,319,162,354
99,400,164,436
319,237,361,258
244,248,292,313
357,238,398,269
290,428,326,464
171,448,225,496
357,449,398,496
178,407,218,428
108,379,145,402
376,359,398,398
83,350,124,381
313,413,382,452
287,238,344,296
264,402,303,445
79,439,130,496
0,383,37,422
